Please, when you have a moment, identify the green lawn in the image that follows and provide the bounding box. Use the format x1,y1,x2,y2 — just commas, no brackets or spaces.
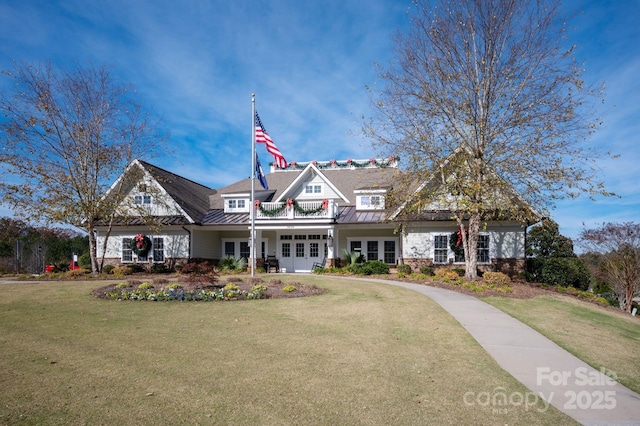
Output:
0,276,575,425
483,294,640,394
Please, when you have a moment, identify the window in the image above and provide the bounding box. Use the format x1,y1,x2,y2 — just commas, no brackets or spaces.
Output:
153,237,164,262
453,234,490,263
134,195,152,205
224,242,235,257
240,242,250,260
477,235,490,263
294,235,307,240
367,241,378,261
122,238,132,262
434,235,448,264
282,243,291,257
384,241,396,264
350,241,362,254
305,184,321,194
228,200,237,209
296,243,305,257
280,235,292,240
310,242,319,257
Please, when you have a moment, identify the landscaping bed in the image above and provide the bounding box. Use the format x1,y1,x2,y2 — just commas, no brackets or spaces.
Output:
91,276,326,301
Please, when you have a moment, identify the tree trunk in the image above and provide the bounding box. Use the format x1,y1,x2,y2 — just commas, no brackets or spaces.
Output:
87,223,99,275
463,214,481,280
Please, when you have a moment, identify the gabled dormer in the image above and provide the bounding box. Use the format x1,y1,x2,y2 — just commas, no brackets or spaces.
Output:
275,163,349,204
355,188,387,210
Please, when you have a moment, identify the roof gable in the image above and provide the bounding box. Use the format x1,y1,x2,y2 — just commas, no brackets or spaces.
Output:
274,163,350,203
137,160,216,223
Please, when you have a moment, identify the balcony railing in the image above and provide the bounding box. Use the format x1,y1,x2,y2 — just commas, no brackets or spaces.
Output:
256,199,338,220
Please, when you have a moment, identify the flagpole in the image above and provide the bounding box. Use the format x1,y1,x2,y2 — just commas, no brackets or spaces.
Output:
250,93,256,277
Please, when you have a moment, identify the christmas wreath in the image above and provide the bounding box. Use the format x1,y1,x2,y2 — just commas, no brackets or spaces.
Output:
131,233,152,257
449,229,465,259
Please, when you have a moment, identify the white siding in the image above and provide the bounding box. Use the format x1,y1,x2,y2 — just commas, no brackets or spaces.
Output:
97,230,190,260
191,228,216,259
402,222,525,260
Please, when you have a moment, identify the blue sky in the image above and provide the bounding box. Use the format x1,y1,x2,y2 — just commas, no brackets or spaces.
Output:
0,0,638,243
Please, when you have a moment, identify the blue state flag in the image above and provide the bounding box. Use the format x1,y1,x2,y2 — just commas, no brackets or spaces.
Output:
256,153,268,190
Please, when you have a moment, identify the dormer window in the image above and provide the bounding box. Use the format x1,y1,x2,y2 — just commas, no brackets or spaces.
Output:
134,194,152,205
305,184,322,194
356,189,386,210
361,195,381,207
224,196,249,213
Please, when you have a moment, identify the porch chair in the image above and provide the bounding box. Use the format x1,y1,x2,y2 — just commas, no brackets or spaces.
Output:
265,255,279,273
312,258,326,271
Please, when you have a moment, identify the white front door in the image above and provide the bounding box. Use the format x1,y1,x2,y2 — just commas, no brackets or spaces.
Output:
278,234,326,272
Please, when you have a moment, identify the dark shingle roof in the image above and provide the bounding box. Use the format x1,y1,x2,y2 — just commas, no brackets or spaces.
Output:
138,160,216,223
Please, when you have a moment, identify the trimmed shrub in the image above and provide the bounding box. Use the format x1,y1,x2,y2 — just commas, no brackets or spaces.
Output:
65,268,89,278
452,268,466,277
150,263,170,274
435,268,459,281
419,266,434,276
347,260,390,276
527,257,591,291
128,263,147,273
482,271,511,287
540,258,591,290
138,282,153,290
112,266,131,278
78,253,92,269
397,264,412,275
283,285,297,292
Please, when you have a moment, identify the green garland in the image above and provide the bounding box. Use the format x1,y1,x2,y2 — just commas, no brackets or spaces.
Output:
292,200,325,215
270,156,399,170
257,203,288,217
257,200,327,217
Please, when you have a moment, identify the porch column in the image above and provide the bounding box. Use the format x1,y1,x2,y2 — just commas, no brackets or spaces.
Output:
328,228,337,267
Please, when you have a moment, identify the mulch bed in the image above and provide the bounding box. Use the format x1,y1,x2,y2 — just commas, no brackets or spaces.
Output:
91,276,326,300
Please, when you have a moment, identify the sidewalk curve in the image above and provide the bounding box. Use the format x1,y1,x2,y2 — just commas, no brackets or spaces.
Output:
363,278,640,426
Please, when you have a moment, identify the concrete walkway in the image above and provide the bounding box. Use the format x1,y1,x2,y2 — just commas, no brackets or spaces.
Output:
364,278,640,426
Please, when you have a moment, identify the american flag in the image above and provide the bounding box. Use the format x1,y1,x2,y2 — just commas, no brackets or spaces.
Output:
255,111,287,169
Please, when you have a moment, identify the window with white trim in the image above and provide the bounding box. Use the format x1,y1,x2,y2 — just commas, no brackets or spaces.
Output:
153,237,164,262
477,234,490,263
453,234,490,264
434,235,448,264
134,194,152,205
357,193,385,210
122,238,133,262
305,184,322,194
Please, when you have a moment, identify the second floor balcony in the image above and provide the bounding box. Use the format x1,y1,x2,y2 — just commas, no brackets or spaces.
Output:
255,199,339,221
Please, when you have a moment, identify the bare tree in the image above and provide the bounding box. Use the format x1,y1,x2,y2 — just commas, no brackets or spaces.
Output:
0,62,167,273
580,222,640,313
366,0,613,278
